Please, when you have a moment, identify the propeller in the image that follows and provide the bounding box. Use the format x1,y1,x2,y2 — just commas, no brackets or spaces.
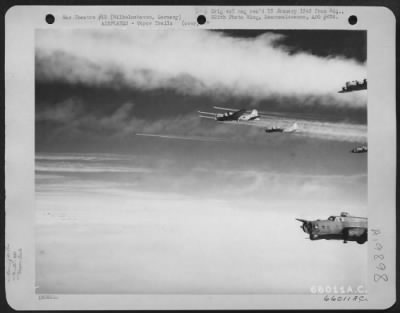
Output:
296,218,311,234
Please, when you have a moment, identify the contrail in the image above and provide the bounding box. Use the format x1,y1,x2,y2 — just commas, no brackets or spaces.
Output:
200,118,367,142
136,133,226,142
138,117,367,144
286,119,367,142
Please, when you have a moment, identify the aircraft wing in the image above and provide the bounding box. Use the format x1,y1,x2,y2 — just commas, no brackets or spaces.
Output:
213,106,310,121
213,106,238,111
198,111,217,120
213,106,247,115
212,106,326,122
199,115,216,120
220,120,263,127
213,106,284,117
201,118,264,127
198,110,265,126
198,111,216,115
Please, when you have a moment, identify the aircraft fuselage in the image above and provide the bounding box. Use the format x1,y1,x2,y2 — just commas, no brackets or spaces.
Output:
265,128,284,133
215,109,248,121
339,79,367,93
297,212,368,244
351,146,368,153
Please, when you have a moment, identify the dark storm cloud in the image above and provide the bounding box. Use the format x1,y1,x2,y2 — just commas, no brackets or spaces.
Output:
36,29,366,108
216,30,366,63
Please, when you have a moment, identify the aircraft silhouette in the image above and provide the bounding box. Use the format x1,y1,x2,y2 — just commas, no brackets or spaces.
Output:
297,212,367,244
338,79,367,93
199,106,260,122
351,145,368,153
265,122,298,133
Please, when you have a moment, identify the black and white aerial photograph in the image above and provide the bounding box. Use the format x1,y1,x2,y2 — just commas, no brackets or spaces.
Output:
35,29,368,294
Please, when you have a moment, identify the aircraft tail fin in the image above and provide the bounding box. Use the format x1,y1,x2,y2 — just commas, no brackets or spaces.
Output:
285,122,298,133
251,109,258,116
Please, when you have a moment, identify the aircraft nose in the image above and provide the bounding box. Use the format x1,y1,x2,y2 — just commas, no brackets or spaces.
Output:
296,219,310,234
301,222,310,234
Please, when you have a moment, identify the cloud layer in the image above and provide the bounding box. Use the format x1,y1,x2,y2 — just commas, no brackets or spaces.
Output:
35,151,367,206
36,30,367,107
35,155,367,294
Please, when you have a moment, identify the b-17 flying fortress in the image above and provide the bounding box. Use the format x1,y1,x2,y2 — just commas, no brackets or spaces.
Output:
351,144,368,153
265,122,298,133
198,106,260,122
296,212,368,244
338,79,367,93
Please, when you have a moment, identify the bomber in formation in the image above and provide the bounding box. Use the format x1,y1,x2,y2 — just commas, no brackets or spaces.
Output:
296,212,368,244
198,106,260,122
338,79,367,93
265,122,298,133
351,144,368,153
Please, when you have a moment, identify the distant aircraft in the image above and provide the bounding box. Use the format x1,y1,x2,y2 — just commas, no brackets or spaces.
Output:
351,144,368,153
199,106,260,122
296,212,368,244
265,122,298,133
338,79,367,93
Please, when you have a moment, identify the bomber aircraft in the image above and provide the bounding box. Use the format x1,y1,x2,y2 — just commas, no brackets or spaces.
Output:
265,122,298,133
296,212,368,244
351,144,368,153
338,79,367,93
198,106,260,122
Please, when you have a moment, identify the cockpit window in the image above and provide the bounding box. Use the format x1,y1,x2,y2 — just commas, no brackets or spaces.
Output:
328,216,335,221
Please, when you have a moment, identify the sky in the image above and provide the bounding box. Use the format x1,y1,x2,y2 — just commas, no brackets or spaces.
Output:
35,29,367,152
35,29,368,294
